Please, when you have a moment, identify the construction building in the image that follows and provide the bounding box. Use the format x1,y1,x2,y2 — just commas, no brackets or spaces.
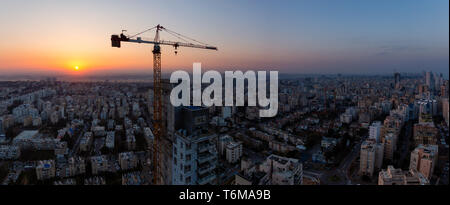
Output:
171,106,218,185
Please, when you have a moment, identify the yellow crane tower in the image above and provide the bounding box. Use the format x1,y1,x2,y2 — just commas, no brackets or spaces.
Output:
111,24,217,184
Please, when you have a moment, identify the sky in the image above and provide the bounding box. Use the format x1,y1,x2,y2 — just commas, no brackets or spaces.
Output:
0,0,448,76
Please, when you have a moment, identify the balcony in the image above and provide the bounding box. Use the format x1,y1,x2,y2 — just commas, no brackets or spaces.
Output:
198,144,213,153
198,153,216,164
197,174,216,185
198,164,216,175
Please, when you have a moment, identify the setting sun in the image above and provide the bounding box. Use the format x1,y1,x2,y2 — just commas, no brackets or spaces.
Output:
75,66,79,70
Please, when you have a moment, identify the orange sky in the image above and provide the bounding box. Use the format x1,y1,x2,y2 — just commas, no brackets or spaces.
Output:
0,28,224,75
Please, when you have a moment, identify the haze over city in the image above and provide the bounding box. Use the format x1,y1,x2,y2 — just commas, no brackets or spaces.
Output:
0,0,448,77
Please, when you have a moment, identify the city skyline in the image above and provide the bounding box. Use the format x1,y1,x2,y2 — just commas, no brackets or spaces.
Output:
0,0,448,76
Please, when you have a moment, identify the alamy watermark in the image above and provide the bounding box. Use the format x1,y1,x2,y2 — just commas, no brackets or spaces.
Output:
169,63,278,117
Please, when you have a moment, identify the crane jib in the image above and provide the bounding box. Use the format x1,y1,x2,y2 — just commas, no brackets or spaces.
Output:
206,46,218,50
112,36,217,50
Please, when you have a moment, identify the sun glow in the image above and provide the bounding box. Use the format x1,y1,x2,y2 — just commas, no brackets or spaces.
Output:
75,66,79,70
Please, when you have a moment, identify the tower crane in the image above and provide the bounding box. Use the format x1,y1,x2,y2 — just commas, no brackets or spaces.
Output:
111,24,217,185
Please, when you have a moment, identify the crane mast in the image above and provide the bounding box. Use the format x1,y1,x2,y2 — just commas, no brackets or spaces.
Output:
152,25,162,185
111,24,217,185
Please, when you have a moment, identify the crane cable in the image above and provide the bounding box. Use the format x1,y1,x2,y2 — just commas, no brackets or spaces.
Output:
128,26,157,38
162,29,191,44
128,26,212,47
163,28,211,46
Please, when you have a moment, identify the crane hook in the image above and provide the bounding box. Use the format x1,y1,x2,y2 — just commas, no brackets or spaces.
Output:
174,43,179,55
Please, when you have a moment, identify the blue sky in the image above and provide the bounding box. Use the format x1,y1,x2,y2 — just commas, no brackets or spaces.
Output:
0,0,448,75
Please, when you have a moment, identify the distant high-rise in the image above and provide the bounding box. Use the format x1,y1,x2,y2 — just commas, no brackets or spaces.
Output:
394,72,401,89
441,82,449,98
425,71,434,91
443,98,449,127
434,73,441,92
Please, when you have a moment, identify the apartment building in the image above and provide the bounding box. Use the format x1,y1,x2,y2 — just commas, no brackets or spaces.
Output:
91,155,109,175
378,165,429,185
443,98,449,127
369,121,382,142
226,141,243,164
259,154,303,185
80,132,93,152
105,131,115,149
172,106,218,185
219,135,233,156
413,123,438,146
36,160,56,180
381,132,397,161
126,134,136,150
68,156,86,176
360,139,383,176
0,145,21,160
409,144,438,179
172,130,218,185
119,152,138,170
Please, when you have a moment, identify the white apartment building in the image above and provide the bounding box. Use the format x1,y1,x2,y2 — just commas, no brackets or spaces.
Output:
105,131,115,149
360,139,383,176
259,154,303,185
226,141,243,164
369,121,382,142
378,165,429,185
219,135,233,156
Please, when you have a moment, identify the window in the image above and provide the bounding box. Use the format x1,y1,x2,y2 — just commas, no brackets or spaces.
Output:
194,116,207,125
186,177,191,184
185,165,191,172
